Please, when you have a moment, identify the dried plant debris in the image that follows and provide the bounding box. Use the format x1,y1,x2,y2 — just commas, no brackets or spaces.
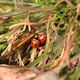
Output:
0,0,80,80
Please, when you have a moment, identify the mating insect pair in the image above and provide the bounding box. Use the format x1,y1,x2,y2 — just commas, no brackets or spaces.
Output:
31,33,47,48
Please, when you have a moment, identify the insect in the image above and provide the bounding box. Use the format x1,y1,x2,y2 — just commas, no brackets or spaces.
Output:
31,38,40,48
38,33,47,45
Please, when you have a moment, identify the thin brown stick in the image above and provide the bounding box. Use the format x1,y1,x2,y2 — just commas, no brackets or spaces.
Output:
1,34,34,56
13,34,33,51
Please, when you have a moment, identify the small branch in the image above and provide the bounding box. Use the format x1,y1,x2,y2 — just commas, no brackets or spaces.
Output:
13,34,33,51
1,34,34,57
